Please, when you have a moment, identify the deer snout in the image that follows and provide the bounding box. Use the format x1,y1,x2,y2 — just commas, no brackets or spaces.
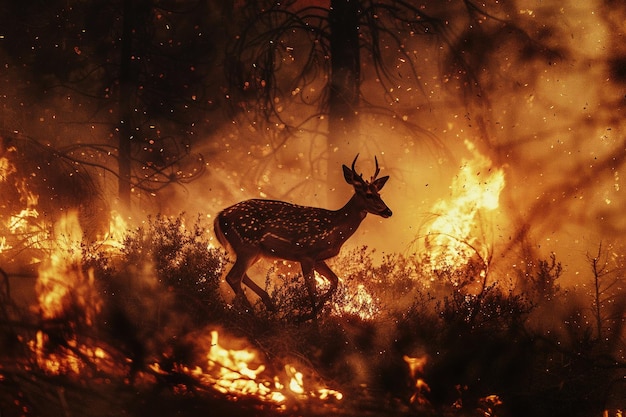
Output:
380,207,392,218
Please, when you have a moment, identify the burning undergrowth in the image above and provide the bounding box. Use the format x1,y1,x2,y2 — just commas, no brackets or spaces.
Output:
0,136,624,416
0,212,624,417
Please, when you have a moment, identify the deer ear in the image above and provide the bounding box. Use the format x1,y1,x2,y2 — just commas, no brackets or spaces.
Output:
343,164,355,184
372,175,389,191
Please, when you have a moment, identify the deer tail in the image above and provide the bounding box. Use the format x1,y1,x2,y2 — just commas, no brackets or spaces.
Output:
213,212,229,250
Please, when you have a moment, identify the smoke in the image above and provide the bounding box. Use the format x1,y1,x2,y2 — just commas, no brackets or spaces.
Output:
1,0,624,288
182,0,626,284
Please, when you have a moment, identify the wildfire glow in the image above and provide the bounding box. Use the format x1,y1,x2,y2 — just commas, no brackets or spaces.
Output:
403,354,430,406
309,271,379,320
332,282,378,320
100,210,129,249
28,330,111,376
152,329,342,407
36,211,102,324
425,140,505,270
27,211,114,377
0,152,47,258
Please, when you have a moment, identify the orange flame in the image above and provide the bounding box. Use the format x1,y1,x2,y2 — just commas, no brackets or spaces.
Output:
404,354,430,406
0,153,47,259
309,270,379,320
29,211,112,375
36,211,102,324
425,140,505,271
152,329,342,407
28,330,111,376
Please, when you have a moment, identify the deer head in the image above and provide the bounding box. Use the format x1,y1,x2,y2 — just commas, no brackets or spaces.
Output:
342,154,392,218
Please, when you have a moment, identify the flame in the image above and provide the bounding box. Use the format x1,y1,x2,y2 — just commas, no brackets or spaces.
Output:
36,211,102,324
478,394,503,416
153,329,342,407
0,153,48,259
2,148,126,376
205,329,270,396
425,140,505,271
28,211,113,375
310,270,379,320
404,354,430,406
28,330,112,376
97,210,129,251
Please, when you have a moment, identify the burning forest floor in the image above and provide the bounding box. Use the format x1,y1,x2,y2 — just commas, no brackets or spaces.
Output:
0,213,625,417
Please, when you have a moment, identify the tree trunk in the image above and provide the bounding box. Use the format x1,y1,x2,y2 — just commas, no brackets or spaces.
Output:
328,0,360,142
327,0,360,205
118,0,134,208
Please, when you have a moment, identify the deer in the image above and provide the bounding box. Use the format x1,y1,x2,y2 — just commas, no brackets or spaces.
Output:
213,155,392,314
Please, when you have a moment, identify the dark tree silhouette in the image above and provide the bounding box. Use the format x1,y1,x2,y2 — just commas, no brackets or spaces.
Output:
223,0,564,204
226,0,446,142
0,0,227,207
328,0,361,143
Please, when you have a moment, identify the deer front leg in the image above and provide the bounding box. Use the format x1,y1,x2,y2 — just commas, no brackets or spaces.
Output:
314,261,339,304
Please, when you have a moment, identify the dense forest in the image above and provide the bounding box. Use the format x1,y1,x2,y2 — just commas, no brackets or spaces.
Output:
0,1,625,416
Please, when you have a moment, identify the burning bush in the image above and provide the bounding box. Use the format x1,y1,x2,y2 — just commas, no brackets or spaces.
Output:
116,214,226,323
1,210,625,417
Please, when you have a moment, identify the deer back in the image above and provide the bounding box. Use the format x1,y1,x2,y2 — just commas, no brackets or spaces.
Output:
214,154,391,262
214,198,366,261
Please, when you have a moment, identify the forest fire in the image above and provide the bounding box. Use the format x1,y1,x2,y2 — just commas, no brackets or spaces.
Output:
12,206,346,415
0,150,46,259
150,329,343,407
1,1,626,416
424,140,505,275
36,212,101,323
28,330,110,376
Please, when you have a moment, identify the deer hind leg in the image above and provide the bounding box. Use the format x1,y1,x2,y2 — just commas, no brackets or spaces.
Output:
314,261,339,304
242,274,275,311
224,255,258,310
300,259,318,314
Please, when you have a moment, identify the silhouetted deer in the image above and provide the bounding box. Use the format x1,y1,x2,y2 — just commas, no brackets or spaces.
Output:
214,155,392,314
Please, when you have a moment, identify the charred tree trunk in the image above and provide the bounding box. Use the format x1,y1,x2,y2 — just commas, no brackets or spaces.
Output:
328,0,360,143
328,0,361,204
118,0,135,208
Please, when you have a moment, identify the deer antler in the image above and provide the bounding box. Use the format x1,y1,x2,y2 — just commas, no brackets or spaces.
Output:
372,156,381,182
351,154,365,179
351,153,359,172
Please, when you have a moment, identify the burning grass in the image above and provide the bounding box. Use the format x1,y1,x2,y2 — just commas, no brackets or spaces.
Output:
0,214,625,417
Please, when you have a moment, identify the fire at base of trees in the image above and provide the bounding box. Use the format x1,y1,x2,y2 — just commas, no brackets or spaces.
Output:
0,213,624,417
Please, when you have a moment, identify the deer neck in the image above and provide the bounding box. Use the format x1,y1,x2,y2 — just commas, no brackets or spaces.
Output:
335,194,369,229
